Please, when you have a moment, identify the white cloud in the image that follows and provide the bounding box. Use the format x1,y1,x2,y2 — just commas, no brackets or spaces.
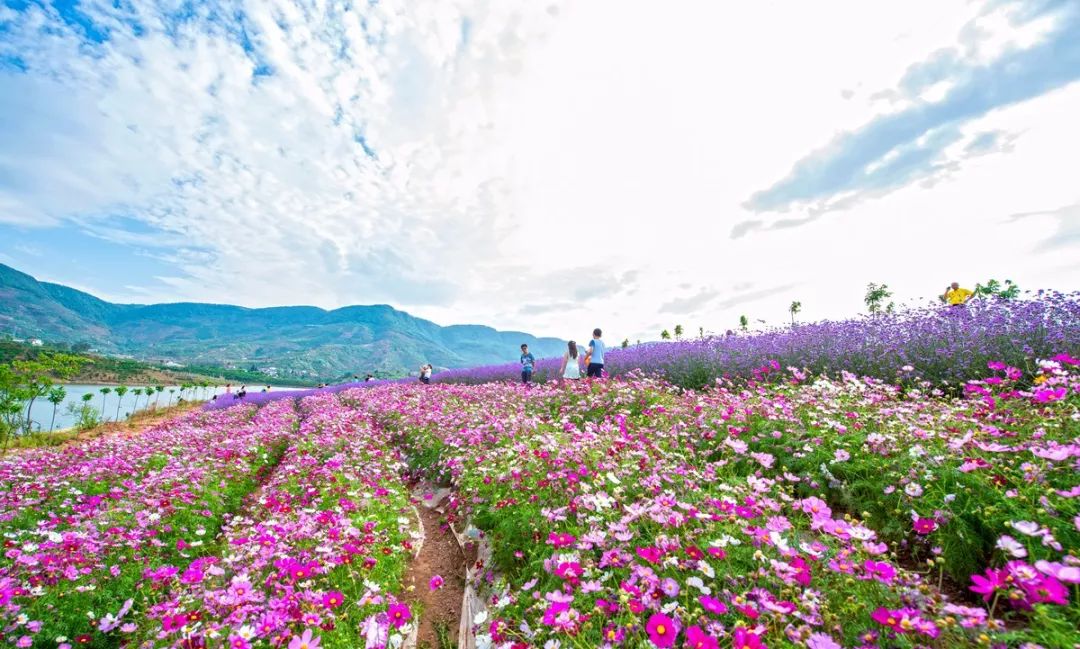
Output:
0,0,1078,346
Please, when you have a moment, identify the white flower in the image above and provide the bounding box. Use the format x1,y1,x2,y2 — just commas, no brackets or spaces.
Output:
904,483,924,498
236,626,255,640
544,641,562,649
473,610,488,626
996,535,1027,558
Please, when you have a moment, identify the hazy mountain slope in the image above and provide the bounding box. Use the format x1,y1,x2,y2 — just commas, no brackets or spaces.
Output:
0,263,565,378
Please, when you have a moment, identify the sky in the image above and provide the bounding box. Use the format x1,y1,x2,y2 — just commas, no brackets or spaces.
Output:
1,0,1079,343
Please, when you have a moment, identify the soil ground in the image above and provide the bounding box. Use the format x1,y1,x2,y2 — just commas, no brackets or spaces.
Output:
402,497,467,649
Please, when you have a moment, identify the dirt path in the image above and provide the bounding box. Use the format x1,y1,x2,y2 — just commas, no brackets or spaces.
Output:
403,491,466,649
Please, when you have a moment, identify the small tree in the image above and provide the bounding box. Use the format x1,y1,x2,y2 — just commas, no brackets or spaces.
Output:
132,388,143,413
864,283,894,315
621,338,629,349
974,278,1020,300
99,386,112,421
739,315,749,332
154,385,164,408
661,329,671,341
47,386,66,432
114,385,129,422
789,300,802,325
674,325,684,341
698,326,704,339
168,388,176,406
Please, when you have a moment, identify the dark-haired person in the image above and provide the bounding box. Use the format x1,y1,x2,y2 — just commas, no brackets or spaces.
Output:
365,374,374,382
520,344,536,384
558,341,582,380
586,328,606,378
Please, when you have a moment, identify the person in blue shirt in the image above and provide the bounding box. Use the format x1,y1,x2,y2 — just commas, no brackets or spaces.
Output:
520,344,536,384
586,328,605,378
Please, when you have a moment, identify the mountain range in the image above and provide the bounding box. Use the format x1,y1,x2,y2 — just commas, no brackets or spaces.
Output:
0,263,566,379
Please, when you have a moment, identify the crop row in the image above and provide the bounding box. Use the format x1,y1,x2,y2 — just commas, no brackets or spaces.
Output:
354,356,1079,648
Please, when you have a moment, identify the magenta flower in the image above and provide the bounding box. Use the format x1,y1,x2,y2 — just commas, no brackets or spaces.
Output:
1023,574,1069,606
698,594,728,616
229,637,251,649
387,602,412,628
429,574,444,591
645,612,676,647
636,546,662,564
969,567,1007,601
322,590,344,609
684,625,717,649
287,630,320,649
732,627,764,649
912,517,936,535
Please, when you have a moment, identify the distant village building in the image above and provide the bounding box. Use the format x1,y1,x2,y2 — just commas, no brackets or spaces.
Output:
161,360,185,368
29,338,43,347
260,367,280,377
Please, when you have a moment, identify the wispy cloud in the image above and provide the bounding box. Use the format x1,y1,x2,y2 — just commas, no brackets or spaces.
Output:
746,0,1080,217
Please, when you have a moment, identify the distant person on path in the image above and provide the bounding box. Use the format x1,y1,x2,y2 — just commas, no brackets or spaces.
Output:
225,384,232,394
586,328,606,378
943,282,974,306
520,344,536,384
558,340,582,380
419,364,432,384
365,373,374,382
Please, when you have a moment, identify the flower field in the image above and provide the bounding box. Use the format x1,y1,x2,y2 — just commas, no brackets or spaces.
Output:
0,346,1077,647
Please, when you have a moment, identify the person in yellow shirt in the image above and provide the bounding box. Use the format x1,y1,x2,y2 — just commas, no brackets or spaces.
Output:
943,282,974,306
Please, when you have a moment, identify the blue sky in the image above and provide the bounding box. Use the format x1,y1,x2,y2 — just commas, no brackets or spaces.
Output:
1,0,1079,340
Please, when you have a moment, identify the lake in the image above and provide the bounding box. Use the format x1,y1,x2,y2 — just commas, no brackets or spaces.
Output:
24,383,294,432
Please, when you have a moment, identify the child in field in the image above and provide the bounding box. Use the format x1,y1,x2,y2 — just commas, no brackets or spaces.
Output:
520,344,536,384
586,328,606,378
558,341,582,380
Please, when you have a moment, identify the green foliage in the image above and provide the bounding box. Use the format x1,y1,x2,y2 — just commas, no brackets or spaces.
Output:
674,324,684,341
864,282,895,314
0,351,84,447
660,329,671,341
974,278,1021,300
739,314,749,331
789,300,802,324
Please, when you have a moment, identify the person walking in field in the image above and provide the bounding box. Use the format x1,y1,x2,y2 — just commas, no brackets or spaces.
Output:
558,340,582,380
520,344,536,384
586,328,606,378
419,364,432,384
943,282,974,306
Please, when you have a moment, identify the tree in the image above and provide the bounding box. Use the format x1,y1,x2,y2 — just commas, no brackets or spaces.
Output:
661,329,671,341
154,385,165,408
47,386,66,432
674,325,684,341
621,338,629,349
132,388,143,413
168,388,176,406
789,300,802,325
974,278,1020,300
864,283,894,314
99,386,112,421
739,315,749,332
698,326,704,339
114,385,129,422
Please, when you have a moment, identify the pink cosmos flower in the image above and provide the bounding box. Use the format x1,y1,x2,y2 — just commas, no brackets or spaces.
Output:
969,567,1007,601
1023,574,1069,606
229,637,251,649
912,517,936,535
732,628,764,649
387,602,412,628
863,560,896,583
287,630,320,649
547,532,576,548
805,633,841,649
429,575,444,591
636,546,662,564
322,590,345,609
684,625,717,649
645,612,676,648
698,595,727,616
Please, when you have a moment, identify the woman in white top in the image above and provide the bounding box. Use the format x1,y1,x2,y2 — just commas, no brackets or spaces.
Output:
558,341,582,380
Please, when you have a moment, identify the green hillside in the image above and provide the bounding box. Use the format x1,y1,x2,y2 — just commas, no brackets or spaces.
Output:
0,264,566,380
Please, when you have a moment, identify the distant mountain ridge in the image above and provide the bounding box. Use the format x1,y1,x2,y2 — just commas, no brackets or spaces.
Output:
0,263,566,378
